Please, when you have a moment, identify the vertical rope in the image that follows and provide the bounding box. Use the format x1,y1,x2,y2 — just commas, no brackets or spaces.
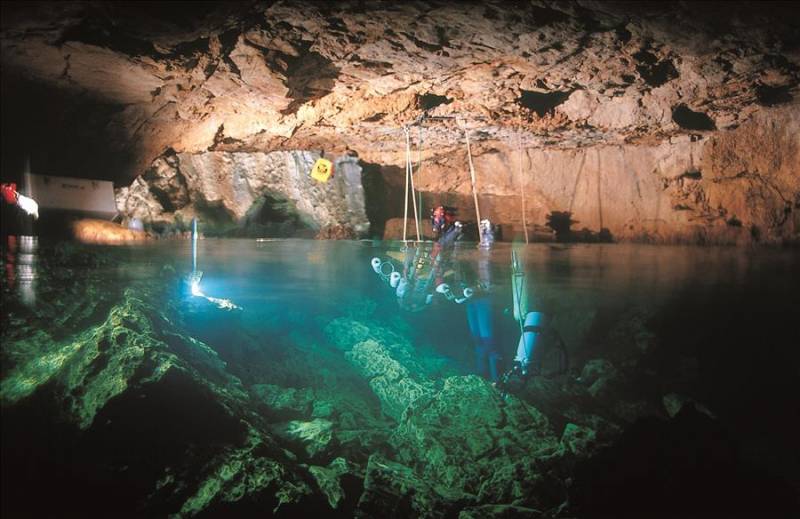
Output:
417,124,424,231
402,128,410,244
596,147,604,231
465,128,483,242
405,127,421,241
568,151,588,215
518,130,529,244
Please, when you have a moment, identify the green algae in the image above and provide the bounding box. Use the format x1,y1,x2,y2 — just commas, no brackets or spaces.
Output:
308,457,360,509
179,427,311,516
274,418,334,458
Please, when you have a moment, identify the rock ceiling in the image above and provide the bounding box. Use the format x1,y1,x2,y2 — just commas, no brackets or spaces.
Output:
2,1,799,181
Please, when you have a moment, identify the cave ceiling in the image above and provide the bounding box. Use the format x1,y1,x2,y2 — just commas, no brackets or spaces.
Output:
1,0,799,182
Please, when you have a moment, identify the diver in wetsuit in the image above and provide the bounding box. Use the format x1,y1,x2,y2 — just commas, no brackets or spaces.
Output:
433,208,500,382
464,244,499,382
370,206,503,382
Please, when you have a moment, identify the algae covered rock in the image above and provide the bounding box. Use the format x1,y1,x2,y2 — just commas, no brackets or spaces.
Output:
324,316,457,379
346,339,409,381
251,383,315,418
324,317,373,350
179,427,312,516
559,423,598,457
390,375,560,500
2,287,242,428
308,457,362,510
1,279,321,517
580,359,618,399
662,392,716,419
272,418,335,459
346,339,434,420
355,453,459,519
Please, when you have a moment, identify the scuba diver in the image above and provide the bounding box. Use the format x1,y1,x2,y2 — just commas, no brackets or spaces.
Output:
371,205,503,382
496,250,570,395
370,205,466,312
463,242,499,382
498,310,570,395
371,211,568,390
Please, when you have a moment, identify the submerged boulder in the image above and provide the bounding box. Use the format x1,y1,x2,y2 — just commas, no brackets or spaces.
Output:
346,339,435,420
458,504,546,518
579,358,619,399
662,392,716,420
308,457,362,510
272,418,335,459
355,453,459,518
559,423,599,458
178,427,312,517
390,375,561,506
251,383,315,419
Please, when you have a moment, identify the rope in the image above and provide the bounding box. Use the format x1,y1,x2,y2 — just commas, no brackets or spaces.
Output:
417,124,424,229
568,151,588,215
464,127,483,242
517,130,529,244
596,147,604,231
404,126,422,242
403,129,410,244
512,250,525,334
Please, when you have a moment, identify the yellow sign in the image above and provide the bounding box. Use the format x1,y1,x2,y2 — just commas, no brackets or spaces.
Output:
311,158,334,182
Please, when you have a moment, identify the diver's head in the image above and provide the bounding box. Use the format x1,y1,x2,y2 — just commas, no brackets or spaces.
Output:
431,206,458,235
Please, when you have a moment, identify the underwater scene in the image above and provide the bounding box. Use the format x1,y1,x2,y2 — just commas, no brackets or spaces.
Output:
1,237,798,518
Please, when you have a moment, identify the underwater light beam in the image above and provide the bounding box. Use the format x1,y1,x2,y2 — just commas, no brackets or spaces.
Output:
187,218,241,310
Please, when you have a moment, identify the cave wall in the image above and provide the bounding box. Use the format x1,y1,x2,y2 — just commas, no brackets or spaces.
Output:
115,151,368,236
2,1,799,242
406,103,799,243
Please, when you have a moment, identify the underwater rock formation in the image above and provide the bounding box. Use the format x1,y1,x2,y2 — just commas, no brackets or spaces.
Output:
1,273,322,516
3,244,795,516
2,1,798,243
323,315,595,515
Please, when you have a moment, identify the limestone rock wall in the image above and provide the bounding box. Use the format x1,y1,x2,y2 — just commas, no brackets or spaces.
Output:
411,104,799,243
116,151,369,235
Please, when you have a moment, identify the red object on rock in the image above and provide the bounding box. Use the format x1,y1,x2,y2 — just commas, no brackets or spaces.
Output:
1,183,18,204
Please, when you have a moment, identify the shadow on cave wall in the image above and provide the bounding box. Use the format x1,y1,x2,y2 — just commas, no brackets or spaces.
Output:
209,193,315,238
360,160,619,243
143,192,316,238
360,161,403,238
237,191,316,238
546,211,613,243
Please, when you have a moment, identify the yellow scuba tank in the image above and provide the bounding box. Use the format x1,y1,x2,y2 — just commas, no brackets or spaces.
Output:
511,250,528,322
311,157,334,182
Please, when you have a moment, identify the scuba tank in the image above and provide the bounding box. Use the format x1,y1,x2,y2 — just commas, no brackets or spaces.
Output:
511,249,528,323
514,311,544,373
